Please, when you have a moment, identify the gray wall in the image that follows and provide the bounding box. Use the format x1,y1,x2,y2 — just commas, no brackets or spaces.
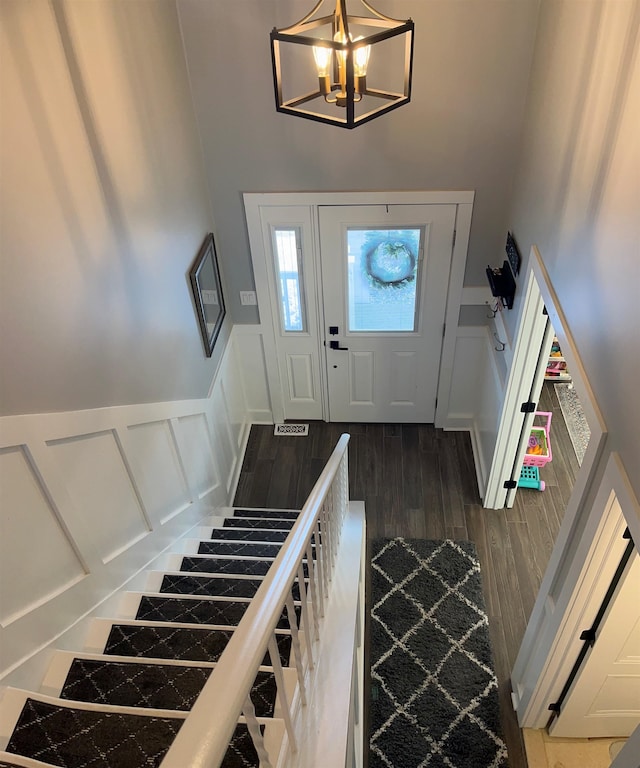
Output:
507,0,640,502
0,0,224,416
177,0,541,321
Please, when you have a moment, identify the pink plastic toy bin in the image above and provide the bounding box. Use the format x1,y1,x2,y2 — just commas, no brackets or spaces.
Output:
523,411,553,468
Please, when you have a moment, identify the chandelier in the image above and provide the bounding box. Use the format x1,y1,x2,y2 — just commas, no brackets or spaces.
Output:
270,0,414,129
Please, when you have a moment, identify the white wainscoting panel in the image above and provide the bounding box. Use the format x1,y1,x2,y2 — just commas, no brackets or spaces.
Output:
474,331,506,496
445,327,487,429
47,431,150,565
0,446,85,627
0,329,251,684
232,325,273,423
221,343,248,450
208,383,236,495
125,420,191,526
444,326,502,497
174,413,219,502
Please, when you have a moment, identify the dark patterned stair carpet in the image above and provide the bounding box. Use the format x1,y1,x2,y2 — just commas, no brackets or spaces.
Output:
198,541,282,558
198,540,316,560
103,624,292,666
6,698,182,768
223,518,294,531
232,509,299,520
180,557,273,577
180,556,310,579
159,574,303,602
135,596,298,630
135,597,250,627
210,528,289,543
5,698,259,768
60,660,277,715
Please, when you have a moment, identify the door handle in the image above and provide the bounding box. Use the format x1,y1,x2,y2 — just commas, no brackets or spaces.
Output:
329,340,349,351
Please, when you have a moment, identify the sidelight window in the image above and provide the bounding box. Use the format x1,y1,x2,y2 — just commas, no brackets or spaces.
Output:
273,227,307,333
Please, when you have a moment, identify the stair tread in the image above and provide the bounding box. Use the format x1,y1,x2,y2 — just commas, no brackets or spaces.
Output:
231,509,299,520
135,596,250,626
223,518,295,530
60,659,278,715
133,595,296,630
179,556,309,579
5,697,182,768
197,541,282,558
103,624,292,666
180,556,273,576
158,574,303,602
196,540,316,559
0,756,57,768
209,528,289,543
5,698,263,768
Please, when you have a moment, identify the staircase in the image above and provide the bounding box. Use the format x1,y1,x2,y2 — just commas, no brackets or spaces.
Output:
0,435,365,768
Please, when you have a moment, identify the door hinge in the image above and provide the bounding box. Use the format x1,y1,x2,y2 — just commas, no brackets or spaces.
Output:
548,701,561,713
452,229,457,249
504,480,517,490
579,628,597,648
623,526,634,545
520,401,536,413
442,323,446,338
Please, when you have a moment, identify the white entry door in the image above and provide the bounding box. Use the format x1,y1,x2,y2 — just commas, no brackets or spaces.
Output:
550,549,640,738
319,204,456,422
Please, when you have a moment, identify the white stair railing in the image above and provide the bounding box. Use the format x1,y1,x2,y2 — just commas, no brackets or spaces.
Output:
160,433,352,768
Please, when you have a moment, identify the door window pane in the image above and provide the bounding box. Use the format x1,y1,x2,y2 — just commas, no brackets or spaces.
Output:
347,228,421,331
273,228,306,332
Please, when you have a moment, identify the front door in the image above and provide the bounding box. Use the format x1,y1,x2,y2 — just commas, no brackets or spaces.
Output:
319,204,456,422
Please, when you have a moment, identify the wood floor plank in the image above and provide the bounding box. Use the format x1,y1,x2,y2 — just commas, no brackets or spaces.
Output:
454,430,481,504
266,444,298,508
380,431,402,520
440,438,468,535
422,452,445,539
484,510,529,666
401,425,424,509
508,520,542,621
465,504,500,620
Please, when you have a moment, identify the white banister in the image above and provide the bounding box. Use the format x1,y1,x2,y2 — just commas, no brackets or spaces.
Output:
160,433,351,768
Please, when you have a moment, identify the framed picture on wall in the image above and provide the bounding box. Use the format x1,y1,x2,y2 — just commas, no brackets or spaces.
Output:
189,233,226,357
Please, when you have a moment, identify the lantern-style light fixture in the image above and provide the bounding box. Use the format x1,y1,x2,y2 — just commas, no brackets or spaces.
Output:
270,0,414,129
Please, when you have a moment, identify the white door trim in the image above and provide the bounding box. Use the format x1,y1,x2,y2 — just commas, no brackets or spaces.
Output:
243,191,474,425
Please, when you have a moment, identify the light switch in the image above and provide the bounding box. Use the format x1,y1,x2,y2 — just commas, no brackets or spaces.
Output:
240,291,257,306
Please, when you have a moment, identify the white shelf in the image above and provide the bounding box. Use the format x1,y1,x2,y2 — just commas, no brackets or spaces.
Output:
545,338,571,382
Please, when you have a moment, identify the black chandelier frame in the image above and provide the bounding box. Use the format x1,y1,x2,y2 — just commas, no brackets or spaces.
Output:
270,0,414,129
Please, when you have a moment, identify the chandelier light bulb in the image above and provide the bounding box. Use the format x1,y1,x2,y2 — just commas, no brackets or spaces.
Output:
313,45,332,77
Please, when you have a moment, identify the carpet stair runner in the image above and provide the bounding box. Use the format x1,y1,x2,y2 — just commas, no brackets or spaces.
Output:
0,508,308,768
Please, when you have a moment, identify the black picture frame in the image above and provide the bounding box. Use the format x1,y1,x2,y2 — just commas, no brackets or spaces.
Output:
189,233,225,357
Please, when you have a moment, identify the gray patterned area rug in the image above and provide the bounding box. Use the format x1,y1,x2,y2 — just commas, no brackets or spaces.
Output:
369,538,508,768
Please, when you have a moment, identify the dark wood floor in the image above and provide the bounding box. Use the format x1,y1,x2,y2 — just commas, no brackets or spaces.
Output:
233,381,579,768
